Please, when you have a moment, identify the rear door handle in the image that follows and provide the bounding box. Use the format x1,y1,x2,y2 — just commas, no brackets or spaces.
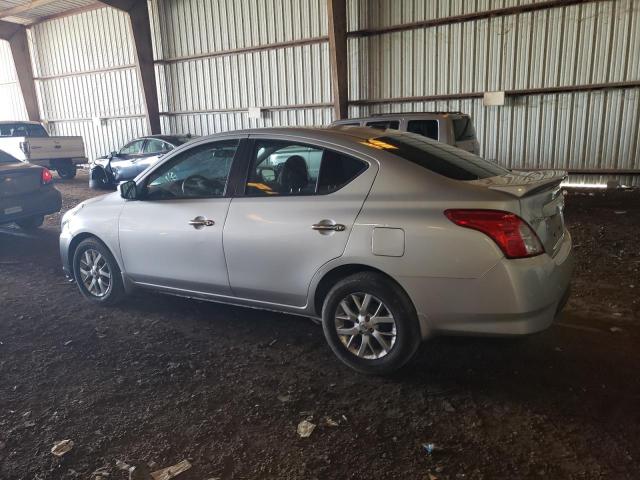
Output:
312,223,345,232
189,216,215,229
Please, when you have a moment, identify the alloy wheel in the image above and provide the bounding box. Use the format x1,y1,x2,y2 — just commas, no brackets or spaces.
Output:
78,248,112,297
334,292,397,359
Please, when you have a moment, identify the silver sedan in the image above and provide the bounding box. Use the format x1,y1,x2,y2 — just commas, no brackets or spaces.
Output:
60,127,574,374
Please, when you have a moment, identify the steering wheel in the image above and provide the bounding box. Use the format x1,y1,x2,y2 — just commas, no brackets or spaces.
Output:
181,175,213,197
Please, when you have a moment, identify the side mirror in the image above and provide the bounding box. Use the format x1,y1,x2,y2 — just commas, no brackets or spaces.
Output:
119,180,139,200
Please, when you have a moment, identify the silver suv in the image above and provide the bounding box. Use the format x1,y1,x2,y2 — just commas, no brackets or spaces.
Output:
60,127,573,374
331,112,480,154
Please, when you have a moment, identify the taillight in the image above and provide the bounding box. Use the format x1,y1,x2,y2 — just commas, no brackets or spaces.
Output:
444,209,544,259
41,168,53,185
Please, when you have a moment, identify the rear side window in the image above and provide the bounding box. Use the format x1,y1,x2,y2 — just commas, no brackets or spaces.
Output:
366,120,399,130
245,140,367,196
407,120,438,140
369,134,507,180
0,123,48,137
452,117,476,141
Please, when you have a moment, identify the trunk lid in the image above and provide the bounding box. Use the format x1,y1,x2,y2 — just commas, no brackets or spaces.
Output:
469,170,568,256
0,162,43,198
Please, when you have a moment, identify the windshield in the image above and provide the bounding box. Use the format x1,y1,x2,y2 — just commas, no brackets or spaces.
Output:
0,149,19,163
363,133,508,180
0,123,48,138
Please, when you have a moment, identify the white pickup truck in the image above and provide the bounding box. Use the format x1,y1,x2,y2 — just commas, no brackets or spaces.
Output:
0,121,86,179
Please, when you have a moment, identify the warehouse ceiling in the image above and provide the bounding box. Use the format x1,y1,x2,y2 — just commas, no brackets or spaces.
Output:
0,0,98,24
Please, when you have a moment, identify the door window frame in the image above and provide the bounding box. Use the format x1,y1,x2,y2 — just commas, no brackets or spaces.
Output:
235,138,370,198
135,137,249,201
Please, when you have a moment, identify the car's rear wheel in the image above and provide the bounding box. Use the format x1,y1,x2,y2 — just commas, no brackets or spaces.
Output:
15,215,44,230
322,272,421,375
73,238,125,305
56,162,77,179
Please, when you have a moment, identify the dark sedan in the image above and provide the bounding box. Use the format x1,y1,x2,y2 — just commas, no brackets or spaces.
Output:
0,150,61,230
89,134,194,189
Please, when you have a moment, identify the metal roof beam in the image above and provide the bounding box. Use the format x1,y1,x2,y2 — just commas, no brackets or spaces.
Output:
0,20,40,121
98,0,160,134
327,0,348,120
0,0,59,20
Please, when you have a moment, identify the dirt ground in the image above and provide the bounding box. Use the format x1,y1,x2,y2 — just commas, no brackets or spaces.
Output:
1,170,639,480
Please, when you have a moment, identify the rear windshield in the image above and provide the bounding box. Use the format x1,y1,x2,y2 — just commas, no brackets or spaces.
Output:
0,150,18,163
370,133,508,180
452,117,476,142
0,123,48,138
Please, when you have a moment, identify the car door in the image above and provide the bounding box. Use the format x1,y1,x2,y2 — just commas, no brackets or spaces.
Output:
111,139,145,180
118,138,244,296
223,136,378,307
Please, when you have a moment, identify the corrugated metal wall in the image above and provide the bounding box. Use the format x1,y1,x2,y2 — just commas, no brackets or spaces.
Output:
347,0,640,174
0,41,28,120
151,0,333,136
0,0,637,177
29,7,148,160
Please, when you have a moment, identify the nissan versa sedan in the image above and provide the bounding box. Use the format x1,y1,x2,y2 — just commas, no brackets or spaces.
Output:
60,127,574,374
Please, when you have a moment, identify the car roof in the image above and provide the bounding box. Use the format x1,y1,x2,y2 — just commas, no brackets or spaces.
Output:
0,120,43,125
202,126,385,142
332,112,469,123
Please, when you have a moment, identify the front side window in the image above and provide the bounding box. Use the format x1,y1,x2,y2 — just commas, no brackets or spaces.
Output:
245,140,367,196
362,133,507,180
119,140,144,155
143,139,171,154
366,120,399,130
144,139,238,200
407,120,438,140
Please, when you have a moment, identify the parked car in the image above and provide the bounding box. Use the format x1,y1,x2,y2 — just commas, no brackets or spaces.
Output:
0,121,86,179
0,149,61,230
331,112,480,154
60,127,573,374
90,134,195,189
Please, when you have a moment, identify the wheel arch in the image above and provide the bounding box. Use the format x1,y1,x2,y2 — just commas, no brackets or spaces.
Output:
312,263,415,317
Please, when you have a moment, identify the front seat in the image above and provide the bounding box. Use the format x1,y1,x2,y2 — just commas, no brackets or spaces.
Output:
278,155,309,193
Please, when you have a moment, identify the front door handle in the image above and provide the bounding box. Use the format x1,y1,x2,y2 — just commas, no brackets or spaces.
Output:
189,216,215,229
312,223,345,232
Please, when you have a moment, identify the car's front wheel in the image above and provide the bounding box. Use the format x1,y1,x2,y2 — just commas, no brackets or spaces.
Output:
322,272,421,375
73,238,125,305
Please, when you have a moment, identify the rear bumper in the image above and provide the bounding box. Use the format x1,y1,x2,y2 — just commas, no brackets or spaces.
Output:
0,187,62,225
403,229,575,338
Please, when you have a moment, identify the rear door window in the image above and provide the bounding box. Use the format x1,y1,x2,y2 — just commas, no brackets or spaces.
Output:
366,133,507,180
245,140,367,196
452,117,476,141
365,120,400,130
407,120,439,140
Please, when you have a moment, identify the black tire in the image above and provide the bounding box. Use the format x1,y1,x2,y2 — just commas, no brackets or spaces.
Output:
57,163,77,179
15,215,44,230
89,167,113,190
72,237,125,305
322,272,421,375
